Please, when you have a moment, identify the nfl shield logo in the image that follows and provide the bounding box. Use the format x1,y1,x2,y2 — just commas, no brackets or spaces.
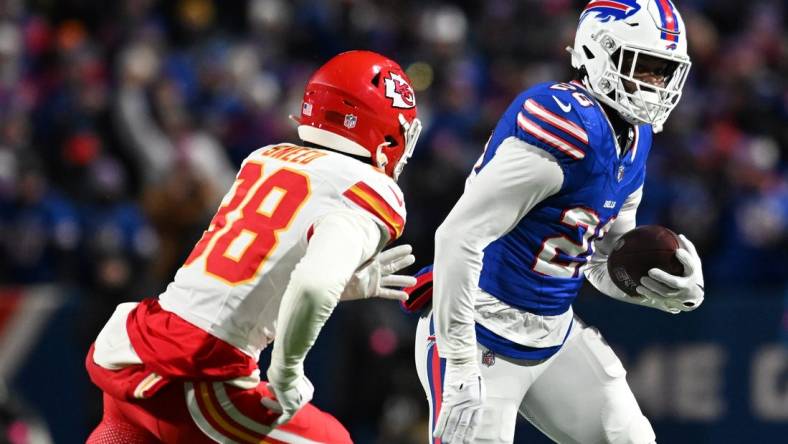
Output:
482,350,495,367
344,114,357,129
302,102,313,116
617,165,625,182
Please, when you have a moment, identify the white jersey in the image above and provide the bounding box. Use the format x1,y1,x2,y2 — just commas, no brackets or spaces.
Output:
158,143,406,358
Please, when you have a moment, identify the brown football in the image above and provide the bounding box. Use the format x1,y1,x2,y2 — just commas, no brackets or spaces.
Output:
607,225,684,297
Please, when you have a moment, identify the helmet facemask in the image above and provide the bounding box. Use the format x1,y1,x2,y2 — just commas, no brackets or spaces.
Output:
390,114,422,181
588,32,691,132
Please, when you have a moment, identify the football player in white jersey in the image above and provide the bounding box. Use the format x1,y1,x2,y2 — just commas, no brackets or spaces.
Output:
406,1,704,443
85,50,422,443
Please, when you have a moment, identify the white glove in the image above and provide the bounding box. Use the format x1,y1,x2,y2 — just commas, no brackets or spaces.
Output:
340,244,417,301
636,234,704,313
261,374,315,426
433,360,486,444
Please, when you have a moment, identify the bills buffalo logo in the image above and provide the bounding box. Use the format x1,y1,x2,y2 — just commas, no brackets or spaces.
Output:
579,0,641,23
384,72,416,109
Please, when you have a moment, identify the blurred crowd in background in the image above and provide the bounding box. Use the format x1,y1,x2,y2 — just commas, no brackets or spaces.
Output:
0,0,786,442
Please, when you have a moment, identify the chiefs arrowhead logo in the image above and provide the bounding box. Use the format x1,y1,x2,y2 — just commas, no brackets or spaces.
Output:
384,72,415,109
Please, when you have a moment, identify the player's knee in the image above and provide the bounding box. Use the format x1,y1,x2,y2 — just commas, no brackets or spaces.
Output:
318,412,353,444
86,415,157,444
574,327,655,444
294,405,352,444
591,386,656,444
474,400,518,444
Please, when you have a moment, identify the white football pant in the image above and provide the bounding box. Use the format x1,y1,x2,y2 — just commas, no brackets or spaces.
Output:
415,311,656,444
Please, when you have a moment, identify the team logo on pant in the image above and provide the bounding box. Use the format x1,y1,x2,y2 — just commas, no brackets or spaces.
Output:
482,349,496,367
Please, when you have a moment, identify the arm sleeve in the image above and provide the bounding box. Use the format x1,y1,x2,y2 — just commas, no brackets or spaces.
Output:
267,210,381,387
433,137,564,363
584,185,643,301
342,180,406,245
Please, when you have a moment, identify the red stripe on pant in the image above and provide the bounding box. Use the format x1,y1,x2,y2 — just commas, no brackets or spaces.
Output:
430,341,443,444
194,381,286,444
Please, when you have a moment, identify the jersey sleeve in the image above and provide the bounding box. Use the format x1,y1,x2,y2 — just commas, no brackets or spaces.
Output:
268,211,379,389
341,176,406,244
512,88,599,191
432,137,563,362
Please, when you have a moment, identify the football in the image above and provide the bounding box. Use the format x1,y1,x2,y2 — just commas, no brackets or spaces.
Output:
607,225,684,297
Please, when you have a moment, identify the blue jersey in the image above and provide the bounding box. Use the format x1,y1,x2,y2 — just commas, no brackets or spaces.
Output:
476,81,651,316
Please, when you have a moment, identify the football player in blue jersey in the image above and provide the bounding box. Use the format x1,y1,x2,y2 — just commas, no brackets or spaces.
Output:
407,1,705,443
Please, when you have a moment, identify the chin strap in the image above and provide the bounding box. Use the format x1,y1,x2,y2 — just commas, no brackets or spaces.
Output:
393,114,423,181
374,142,390,170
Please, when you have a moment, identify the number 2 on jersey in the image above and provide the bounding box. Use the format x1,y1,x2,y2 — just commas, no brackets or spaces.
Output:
533,207,614,278
184,162,310,284
550,82,593,108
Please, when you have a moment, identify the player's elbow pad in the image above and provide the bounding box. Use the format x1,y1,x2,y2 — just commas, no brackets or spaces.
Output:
434,221,467,254
434,222,450,245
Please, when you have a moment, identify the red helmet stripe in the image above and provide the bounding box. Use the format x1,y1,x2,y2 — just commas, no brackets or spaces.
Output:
658,0,678,32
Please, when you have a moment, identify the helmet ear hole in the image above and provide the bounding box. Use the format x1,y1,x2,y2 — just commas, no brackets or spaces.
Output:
298,51,418,178
384,135,399,147
583,45,595,59
325,110,346,126
572,0,690,129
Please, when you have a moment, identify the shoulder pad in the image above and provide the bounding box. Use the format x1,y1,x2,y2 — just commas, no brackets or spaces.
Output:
514,82,607,163
342,176,406,242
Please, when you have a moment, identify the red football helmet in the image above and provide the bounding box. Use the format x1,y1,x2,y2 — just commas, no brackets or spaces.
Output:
296,50,422,180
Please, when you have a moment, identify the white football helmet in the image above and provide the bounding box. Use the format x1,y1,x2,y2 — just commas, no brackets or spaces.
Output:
569,0,691,133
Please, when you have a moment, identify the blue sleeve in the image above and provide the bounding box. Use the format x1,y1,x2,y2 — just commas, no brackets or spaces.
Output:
482,84,602,192
515,90,600,191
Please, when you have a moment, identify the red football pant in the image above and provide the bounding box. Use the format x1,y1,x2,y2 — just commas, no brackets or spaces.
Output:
86,380,352,444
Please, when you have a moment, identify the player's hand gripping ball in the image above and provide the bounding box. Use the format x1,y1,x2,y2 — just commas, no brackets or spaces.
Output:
608,225,704,314
607,225,682,296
